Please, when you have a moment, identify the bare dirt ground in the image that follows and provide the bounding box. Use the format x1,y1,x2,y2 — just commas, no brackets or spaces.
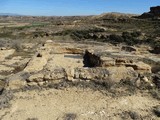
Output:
0,87,159,120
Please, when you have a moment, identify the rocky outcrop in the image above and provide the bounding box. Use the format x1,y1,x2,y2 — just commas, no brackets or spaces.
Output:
139,6,160,19
150,6,160,16
83,50,101,67
83,51,151,73
74,67,137,83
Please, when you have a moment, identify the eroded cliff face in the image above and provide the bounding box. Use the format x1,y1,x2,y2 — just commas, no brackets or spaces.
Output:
150,6,160,16
139,6,160,18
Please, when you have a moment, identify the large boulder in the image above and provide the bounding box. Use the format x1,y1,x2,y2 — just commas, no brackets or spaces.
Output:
83,50,102,67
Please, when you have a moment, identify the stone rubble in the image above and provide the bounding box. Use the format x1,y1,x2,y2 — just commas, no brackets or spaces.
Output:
0,40,158,90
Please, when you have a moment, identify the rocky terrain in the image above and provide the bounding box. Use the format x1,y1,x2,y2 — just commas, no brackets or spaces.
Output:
0,6,160,120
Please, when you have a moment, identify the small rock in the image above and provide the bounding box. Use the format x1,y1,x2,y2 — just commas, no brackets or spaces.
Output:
0,47,7,50
8,79,26,90
27,82,38,86
121,46,137,52
28,73,44,82
0,80,6,94
46,40,53,43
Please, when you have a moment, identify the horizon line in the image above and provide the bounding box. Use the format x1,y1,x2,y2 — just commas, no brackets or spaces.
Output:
0,12,140,17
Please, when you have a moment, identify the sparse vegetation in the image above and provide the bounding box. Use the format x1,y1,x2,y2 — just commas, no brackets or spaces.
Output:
150,88,160,100
11,41,22,52
0,8,160,120
26,118,38,120
64,113,77,120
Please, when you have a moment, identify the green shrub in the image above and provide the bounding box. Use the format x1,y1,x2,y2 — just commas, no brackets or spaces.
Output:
122,32,131,38
122,32,140,45
131,31,141,37
109,34,124,43
11,41,22,52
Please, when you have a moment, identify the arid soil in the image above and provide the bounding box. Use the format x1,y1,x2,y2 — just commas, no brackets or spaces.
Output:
0,87,159,120
0,10,160,119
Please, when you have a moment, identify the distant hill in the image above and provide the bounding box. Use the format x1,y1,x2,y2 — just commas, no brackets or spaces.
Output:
91,12,139,20
0,13,22,16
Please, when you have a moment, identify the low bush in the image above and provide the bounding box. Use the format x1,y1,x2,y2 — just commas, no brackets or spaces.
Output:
109,34,124,43
11,41,23,52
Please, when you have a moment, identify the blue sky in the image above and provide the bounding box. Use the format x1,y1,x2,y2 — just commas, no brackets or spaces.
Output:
0,0,160,16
